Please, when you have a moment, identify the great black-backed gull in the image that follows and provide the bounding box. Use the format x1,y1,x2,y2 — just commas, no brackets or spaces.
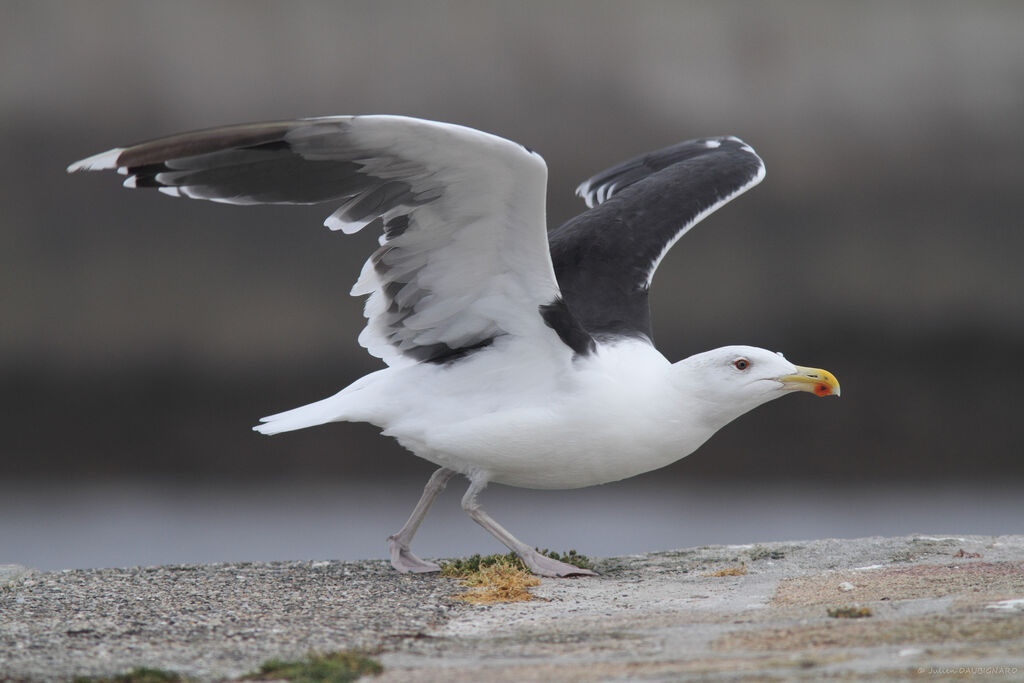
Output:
68,115,839,577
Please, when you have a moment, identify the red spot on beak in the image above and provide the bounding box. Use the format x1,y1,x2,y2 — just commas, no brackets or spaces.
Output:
814,383,831,397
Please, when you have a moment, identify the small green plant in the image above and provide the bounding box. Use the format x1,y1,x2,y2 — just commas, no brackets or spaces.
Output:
441,552,523,577
539,548,594,571
441,549,594,577
72,668,185,683
242,651,382,682
747,546,786,561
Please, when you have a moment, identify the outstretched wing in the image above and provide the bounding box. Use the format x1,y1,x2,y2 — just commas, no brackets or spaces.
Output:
69,115,588,366
548,136,765,343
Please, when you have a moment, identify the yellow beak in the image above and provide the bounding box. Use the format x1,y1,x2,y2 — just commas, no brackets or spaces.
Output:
777,365,841,397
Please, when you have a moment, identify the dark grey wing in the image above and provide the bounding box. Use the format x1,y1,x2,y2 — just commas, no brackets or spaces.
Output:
547,136,765,343
69,115,573,367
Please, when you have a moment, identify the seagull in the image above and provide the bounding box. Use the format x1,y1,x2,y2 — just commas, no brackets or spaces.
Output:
68,115,839,577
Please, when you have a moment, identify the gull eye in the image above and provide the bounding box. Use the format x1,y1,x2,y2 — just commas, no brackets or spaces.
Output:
733,358,750,371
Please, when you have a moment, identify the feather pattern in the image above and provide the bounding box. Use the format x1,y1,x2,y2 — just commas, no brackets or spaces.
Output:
69,115,574,366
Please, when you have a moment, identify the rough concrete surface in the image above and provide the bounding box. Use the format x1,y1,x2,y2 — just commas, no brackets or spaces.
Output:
2,535,1023,681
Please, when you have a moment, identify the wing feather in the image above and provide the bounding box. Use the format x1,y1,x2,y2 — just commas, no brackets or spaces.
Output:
69,115,587,365
549,136,765,343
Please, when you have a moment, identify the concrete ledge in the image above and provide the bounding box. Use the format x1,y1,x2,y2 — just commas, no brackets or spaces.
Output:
1,564,35,589
2,535,1022,681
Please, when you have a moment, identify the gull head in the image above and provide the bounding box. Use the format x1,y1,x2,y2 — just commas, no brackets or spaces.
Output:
673,345,840,427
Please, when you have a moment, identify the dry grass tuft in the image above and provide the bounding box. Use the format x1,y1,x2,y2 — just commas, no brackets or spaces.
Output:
451,558,541,604
705,562,748,577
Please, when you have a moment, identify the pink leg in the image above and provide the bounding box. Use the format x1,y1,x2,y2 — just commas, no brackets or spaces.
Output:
460,479,597,578
388,467,456,573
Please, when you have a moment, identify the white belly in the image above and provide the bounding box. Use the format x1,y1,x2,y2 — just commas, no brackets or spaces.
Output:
405,411,710,489
374,341,716,489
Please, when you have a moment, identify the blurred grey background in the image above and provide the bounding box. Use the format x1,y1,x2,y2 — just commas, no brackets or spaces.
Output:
3,1,1022,570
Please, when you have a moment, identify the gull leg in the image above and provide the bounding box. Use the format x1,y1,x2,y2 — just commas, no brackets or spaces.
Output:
388,467,456,573
460,479,597,578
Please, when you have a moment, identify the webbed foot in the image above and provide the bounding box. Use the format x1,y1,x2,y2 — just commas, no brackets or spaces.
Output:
389,536,441,573
518,550,598,578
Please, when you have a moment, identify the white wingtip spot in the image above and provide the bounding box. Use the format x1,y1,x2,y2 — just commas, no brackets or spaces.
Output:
704,139,722,148
595,182,619,205
324,207,367,234
323,214,345,232
157,186,182,197
725,136,757,155
574,181,598,208
122,176,137,189
66,147,125,174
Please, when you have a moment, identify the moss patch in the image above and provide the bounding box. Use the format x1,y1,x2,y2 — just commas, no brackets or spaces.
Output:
827,605,873,619
241,651,382,682
747,546,789,561
441,552,524,577
540,548,595,571
441,549,594,577
72,668,185,683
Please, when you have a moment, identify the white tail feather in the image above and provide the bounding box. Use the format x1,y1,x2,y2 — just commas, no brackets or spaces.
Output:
253,369,387,435
253,394,348,434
